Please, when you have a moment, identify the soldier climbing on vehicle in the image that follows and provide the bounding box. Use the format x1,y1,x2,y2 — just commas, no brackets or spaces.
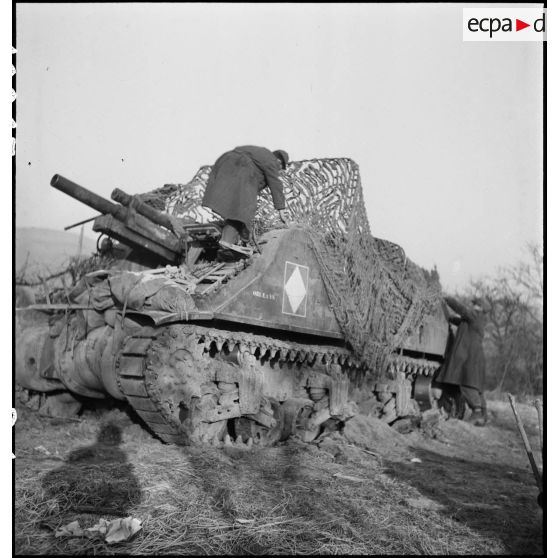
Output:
202,146,290,260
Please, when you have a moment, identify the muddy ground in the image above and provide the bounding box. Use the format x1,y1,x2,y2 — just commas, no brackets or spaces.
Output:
14,399,544,555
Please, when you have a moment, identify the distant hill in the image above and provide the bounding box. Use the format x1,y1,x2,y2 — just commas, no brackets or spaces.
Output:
16,227,98,282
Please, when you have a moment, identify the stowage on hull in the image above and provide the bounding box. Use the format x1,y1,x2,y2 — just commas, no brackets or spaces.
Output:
16,224,448,446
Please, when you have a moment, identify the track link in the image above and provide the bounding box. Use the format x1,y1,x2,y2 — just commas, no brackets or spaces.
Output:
115,324,442,446
116,333,186,444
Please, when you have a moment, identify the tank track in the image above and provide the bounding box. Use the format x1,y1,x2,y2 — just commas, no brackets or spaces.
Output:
115,324,441,446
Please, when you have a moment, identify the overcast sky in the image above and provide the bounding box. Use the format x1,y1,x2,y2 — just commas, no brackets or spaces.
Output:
15,2,543,292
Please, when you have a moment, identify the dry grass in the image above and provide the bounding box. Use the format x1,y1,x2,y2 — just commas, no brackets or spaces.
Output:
14,401,544,555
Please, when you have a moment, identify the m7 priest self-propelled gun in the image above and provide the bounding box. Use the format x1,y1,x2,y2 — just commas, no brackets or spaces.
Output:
16,158,449,446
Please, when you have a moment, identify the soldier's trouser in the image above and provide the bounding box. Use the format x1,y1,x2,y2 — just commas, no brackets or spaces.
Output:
221,219,250,244
460,385,486,412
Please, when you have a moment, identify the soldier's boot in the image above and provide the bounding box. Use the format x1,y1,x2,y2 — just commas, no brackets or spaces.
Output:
466,407,486,427
217,241,253,261
218,222,253,261
455,393,467,420
481,404,489,425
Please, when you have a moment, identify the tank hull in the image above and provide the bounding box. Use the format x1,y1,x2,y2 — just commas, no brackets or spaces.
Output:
16,229,448,445
17,159,450,445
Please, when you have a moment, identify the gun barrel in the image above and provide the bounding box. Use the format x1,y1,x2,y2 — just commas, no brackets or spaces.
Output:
51,173,184,264
111,188,177,232
51,174,126,220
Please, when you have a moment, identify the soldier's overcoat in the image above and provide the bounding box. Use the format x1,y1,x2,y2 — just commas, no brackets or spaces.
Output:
202,146,286,229
436,297,487,391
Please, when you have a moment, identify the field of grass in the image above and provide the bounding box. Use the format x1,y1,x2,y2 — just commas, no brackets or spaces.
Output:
14,397,544,555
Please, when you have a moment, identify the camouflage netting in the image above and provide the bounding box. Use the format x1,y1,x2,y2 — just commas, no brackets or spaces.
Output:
141,158,442,372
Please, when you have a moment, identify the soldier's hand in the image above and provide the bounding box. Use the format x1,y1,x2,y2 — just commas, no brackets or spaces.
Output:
278,209,290,224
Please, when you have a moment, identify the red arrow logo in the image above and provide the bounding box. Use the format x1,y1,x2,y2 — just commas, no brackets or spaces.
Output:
516,19,530,31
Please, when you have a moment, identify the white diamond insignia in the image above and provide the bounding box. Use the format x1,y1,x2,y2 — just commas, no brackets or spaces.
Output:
285,266,307,314
282,262,309,317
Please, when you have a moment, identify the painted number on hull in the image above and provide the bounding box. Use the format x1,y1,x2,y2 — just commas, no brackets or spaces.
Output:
253,290,277,301
282,261,309,318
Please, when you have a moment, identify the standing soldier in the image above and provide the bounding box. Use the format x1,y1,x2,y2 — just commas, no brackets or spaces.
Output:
202,146,290,260
436,296,489,426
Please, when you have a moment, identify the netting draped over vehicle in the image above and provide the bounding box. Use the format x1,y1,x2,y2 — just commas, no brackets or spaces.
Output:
141,158,442,372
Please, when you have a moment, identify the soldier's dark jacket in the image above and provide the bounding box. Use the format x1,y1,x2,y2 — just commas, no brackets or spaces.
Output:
436,297,486,392
202,145,286,229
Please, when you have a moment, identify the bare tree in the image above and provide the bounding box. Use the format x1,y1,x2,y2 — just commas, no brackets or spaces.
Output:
453,243,543,397
509,242,543,319
16,253,115,304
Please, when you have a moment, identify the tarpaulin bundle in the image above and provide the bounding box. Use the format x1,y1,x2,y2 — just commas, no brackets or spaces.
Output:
142,158,442,374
